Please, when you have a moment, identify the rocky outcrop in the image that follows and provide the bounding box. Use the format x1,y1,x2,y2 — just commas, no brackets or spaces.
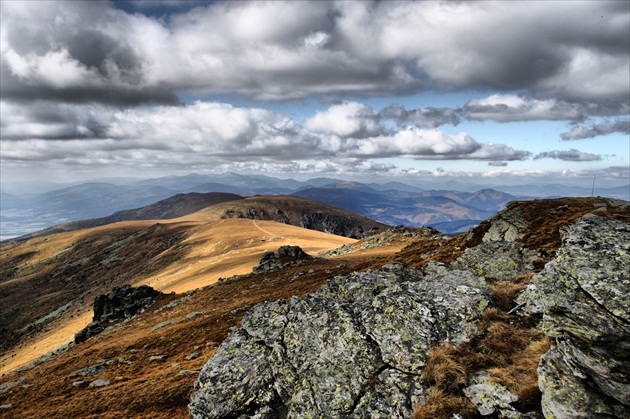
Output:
189,264,492,418
74,284,163,344
300,212,371,239
93,284,163,323
518,214,630,417
190,208,630,418
252,246,311,274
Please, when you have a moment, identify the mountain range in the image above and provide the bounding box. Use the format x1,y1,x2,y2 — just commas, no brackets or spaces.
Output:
3,172,628,240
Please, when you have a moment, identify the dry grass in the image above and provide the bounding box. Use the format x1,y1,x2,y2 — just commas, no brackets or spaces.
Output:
413,388,478,419
415,297,550,418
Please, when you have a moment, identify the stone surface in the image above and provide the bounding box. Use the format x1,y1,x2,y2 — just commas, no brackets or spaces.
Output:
252,246,311,274
93,284,163,323
89,379,111,387
451,241,538,282
189,264,491,418
74,284,163,344
479,203,528,242
463,373,518,417
518,214,630,418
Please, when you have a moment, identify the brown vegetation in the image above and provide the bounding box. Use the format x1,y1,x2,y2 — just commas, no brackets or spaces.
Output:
1,197,626,418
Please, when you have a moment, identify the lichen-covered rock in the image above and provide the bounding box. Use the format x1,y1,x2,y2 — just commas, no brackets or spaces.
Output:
518,214,630,418
463,373,519,417
189,264,491,418
477,203,528,242
451,241,538,281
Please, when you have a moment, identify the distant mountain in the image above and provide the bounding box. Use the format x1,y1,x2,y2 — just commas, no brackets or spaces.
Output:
4,171,625,239
10,192,244,242
292,184,499,230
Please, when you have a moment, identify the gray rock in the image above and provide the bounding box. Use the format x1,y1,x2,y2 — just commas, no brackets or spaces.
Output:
148,355,168,361
463,373,518,417
93,284,163,323
478,204,528,242
518,214,630,417
190,264,491,418
74,321,105,344
451,241,538,281
152,319,178,331
252,246,311,274
71,364,107,376
89,379,111,387
74,284,163,344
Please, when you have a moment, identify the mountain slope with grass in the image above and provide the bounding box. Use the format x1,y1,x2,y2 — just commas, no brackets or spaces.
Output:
0,197,628,418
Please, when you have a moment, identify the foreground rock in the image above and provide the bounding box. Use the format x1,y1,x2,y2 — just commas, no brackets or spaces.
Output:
75,284,163,344
189,264,491,418
519,214,630,417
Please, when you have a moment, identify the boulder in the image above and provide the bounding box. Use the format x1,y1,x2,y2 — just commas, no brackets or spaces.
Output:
518,214,630,417
252,246,311,274
93,284,163,323
74,284,163,344
189,264,491,418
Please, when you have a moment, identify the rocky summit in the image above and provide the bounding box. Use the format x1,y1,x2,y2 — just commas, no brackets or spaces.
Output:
190,212,630,418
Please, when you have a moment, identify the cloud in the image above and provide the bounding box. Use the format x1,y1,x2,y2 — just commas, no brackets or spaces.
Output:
380,104,461,127
533,149,602,162
1,1,627,105
1,101,532,168
464,95,586,122
303,102,386,138
561,119,630,140
347,129,530,161
488,161,508,167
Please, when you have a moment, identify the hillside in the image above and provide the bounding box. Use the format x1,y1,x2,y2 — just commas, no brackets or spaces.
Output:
0,197,628,418
7,192,244,243
0,197,390,372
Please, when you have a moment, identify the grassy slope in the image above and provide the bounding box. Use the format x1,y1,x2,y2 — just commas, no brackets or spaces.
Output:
1,197,628,418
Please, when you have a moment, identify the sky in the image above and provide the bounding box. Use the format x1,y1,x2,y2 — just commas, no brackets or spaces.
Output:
1,0,629,188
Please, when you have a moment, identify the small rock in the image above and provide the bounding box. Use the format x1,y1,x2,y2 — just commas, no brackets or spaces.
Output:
148,355,168,361
152,319,177,331
71,364,107,376
185,352,200,360
72,381,86,387
89,379,111,387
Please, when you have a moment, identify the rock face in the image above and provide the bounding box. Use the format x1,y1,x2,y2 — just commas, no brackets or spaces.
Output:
74,284,163,344
189,264,492,418
300,212,370,239
93,284,163,323
518,214,630,418
252,246,311,274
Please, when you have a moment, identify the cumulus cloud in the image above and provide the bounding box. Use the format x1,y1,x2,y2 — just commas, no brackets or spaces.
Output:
1,101,532,168
304,102,386,138
561,119,630,140
1,1,627,104
488,161,508,167
533,149,602,162
347,129,529,161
